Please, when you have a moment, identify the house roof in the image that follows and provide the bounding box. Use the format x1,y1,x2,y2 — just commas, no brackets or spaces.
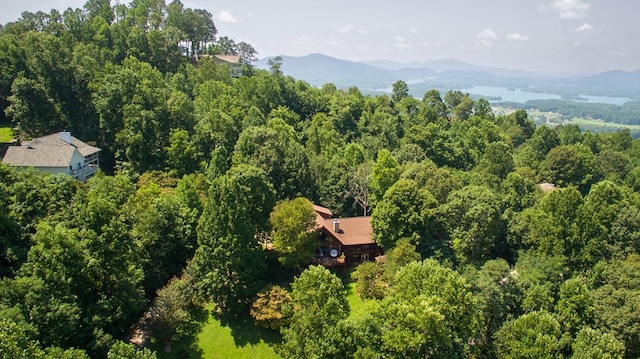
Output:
319,216,375,246
2,132,100,168
313,205,376,246
213,54,241,64
313,205,333,219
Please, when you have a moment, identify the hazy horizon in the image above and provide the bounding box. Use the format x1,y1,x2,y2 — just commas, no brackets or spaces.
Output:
1,0,639,74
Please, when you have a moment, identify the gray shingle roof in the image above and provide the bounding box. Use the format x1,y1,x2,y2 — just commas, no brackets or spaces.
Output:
2,132,100,168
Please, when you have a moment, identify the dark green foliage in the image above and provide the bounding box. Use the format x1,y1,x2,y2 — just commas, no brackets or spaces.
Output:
439,185,506,265
189,164,275,317
1,4,640,356
371,179,438,251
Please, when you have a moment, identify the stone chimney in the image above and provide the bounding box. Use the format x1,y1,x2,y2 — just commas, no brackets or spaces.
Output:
60,131,72,144
333,219,340,233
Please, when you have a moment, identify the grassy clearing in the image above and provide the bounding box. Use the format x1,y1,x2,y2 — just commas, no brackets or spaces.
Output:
346,280,381,319
154,305,281,359
0,127,13,142
153,275,371,359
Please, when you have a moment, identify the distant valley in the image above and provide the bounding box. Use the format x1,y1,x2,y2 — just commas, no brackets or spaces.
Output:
255,53,640,101
256,54,640,136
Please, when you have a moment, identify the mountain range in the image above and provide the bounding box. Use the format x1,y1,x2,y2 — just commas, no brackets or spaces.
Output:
255,54,640,101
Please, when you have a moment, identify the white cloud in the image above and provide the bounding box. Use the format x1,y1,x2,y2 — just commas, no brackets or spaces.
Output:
393,35,410,48
477,28,497,40
216,10,238,23
409,28,418,34
335,24,368,35
575,22,593,32
549,0,591,19
337,24,356,33
470,28,497,49
506,33,529,42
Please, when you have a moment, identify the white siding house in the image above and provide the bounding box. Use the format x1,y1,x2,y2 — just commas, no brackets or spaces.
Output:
2,132,101,181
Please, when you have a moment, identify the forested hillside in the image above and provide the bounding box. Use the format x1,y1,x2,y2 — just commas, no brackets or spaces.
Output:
2,1,640,358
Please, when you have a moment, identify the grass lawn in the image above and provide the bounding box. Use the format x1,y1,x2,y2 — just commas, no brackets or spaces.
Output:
155,305,281,359
152,277,373,359
0,126,13,142
346,280,381,319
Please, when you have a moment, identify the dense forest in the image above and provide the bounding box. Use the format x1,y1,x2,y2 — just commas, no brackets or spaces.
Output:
2,1,640,358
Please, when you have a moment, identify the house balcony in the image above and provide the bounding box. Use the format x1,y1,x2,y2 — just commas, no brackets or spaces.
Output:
70,164,99,182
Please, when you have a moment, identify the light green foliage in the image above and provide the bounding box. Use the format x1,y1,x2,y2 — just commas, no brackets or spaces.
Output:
502,109,535,146
591,256,640,358
0,307,90,359
370,149,400,204
2,3,640,356
165,129,200,177
401,159,461,204
555,276,594,336
269,197,318,269
543,144,600,192
0,317,46,359
444,90,474,121
384,238,422,277
514,125,559,170
495,311,562,359
389,260,481,356
572,327,625,359
380,297,451,358
501,172,536,212
556,124,583,145
351,261,387,300
279,265,349,359
107,341,157,359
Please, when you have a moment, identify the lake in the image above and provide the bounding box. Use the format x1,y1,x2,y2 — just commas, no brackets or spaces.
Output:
465,86,632,105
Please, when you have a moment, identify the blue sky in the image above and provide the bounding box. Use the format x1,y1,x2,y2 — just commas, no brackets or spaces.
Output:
1,0,638,73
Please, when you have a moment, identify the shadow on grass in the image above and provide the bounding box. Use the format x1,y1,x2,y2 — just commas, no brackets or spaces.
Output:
153,305,209,359
219,312,282,348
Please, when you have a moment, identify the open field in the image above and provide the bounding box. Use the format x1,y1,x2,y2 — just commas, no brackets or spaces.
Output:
495,106,640,137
